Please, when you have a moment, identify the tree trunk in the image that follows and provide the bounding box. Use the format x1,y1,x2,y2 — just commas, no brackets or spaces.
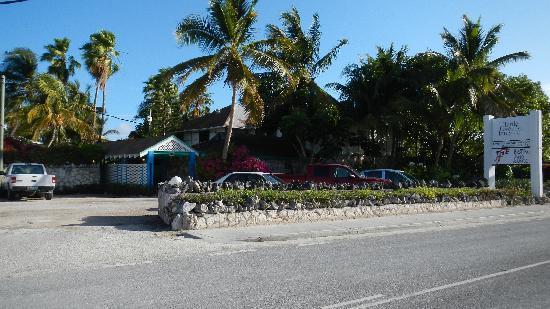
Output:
221,85,237,162
47,128,57,148
92,84,99,131
445,133,458,169
99,84,107,142
434,137,444,167
10,122,19,136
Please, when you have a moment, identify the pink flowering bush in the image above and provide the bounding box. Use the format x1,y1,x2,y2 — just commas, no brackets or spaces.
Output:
229,146,271,173
197,146,271,180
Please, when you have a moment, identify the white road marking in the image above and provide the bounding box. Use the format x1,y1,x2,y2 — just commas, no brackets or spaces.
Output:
209,249,257,256
350,260,550,308
102,261,153,268
321,294,385,309
297,242,330,247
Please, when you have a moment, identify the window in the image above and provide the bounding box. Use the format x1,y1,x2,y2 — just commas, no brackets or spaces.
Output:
248,174,264,183
225,174,247,183
199,130,210,143
11,165,45,174
313,166,329,177
365,171,382,178
263,174,282,184
335,167,351,178
386,171,407,183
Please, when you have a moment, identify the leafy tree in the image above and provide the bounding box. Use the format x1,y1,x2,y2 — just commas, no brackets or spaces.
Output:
261,7,347,163
136,69,182,137
0,48,38,135
168,0,292,161
181,92,213,119
81,30,119,138
500,75,550,161
40,38,81,85
27,74,93,147
331,45,412,165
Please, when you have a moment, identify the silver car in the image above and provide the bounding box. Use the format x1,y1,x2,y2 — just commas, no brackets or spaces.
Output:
361,169,417,185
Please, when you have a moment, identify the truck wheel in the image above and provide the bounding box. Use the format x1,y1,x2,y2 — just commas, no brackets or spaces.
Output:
45,192,53,200
7,190,15,201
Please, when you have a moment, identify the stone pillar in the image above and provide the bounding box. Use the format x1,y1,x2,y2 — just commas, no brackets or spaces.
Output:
483,115,496,189
530,110,543,197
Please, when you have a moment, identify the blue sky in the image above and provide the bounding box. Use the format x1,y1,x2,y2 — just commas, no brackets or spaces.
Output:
1,0,549,140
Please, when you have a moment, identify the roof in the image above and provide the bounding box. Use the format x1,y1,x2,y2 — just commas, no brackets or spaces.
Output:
101,135,197,159
179,105,248,131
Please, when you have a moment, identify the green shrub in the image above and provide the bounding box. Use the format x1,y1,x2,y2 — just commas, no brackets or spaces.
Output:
181,187,528,206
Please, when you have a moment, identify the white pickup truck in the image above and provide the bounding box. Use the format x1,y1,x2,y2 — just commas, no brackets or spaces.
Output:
1,163,56,200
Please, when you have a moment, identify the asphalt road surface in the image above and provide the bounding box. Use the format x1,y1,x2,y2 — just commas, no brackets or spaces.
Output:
0,197,549,308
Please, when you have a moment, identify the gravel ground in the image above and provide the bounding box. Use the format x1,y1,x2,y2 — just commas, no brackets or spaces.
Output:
0,197,230,279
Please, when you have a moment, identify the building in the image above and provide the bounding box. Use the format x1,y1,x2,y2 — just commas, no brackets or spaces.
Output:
179,105,250,146
101,135,198,189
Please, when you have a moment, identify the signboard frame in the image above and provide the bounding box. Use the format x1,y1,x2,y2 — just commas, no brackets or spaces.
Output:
483,110,543,197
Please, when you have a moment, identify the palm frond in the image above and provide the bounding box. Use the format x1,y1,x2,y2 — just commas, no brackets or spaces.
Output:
488,51,530,68
244,43,295,87
166,54,219,84
179,70,220,111
176,15,226,51
312,38,348,77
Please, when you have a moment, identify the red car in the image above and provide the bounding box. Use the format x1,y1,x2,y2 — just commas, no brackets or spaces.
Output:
277,164,391,185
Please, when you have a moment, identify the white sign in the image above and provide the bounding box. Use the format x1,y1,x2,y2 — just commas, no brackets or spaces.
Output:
490,115,531,165
483,110,543,197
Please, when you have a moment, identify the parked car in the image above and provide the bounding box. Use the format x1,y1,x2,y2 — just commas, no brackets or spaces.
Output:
214,172,283,185
361,169,417,185
277,164,391,185
1,163,56,200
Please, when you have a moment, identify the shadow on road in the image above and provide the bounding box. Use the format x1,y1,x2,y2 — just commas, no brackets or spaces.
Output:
63,215,170,232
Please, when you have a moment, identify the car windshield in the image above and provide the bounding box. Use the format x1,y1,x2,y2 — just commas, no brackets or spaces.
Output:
11,165,44,174
263,174,282,184
346,167,361,177
402,172,417,182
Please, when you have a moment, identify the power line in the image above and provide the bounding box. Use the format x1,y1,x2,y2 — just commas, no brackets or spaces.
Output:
81,103,140,124
0,0,29,5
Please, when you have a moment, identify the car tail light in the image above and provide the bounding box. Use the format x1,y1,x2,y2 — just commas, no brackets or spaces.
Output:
52,176,56,183
10,176,16,184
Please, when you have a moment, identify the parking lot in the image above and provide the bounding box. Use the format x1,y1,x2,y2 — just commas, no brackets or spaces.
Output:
0,196,162,231
0,196,223,280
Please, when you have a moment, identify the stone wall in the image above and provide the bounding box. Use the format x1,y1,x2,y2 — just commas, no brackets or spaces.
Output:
46,165,100,190
158,179,514,231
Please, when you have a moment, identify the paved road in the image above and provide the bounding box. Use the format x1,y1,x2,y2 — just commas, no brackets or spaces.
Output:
0,197,549,308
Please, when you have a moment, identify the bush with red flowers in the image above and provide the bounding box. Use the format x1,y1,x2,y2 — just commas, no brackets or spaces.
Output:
197,145,271,180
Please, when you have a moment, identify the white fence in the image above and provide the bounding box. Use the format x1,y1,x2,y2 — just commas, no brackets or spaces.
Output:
107,164,147,186
47,165,100,190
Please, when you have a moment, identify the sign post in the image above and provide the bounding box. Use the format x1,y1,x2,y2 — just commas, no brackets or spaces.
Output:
483,110,543,197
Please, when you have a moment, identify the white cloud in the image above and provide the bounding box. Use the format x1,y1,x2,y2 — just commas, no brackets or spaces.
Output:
106,123,134,141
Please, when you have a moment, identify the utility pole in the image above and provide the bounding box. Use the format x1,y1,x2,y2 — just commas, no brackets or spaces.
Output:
147,108,153,136
0,75,5,171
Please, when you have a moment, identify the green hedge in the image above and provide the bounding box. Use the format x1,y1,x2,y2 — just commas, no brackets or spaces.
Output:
181,187,529,205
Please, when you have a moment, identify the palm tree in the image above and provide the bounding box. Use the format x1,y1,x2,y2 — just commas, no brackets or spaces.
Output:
169,0,292,161
440,15,530,113
40,38,81,85
434,15,530,167
80,30,119,139
0,48,38,135
267,7,347,83
27,74,93,147
260,8,348,162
